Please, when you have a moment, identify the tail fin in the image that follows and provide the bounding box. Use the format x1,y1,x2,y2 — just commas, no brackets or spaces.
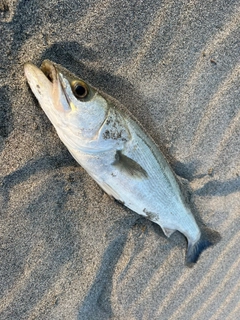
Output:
186,227,221,267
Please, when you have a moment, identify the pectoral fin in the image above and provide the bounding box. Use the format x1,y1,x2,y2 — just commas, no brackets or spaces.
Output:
112,150,148,178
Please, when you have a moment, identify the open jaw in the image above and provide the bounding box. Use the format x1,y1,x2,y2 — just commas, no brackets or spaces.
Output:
40,60,58,83
41,60,72,113
24,60,71,114
24,60,57,94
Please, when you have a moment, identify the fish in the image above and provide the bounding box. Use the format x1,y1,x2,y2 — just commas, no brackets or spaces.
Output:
24,60,220,266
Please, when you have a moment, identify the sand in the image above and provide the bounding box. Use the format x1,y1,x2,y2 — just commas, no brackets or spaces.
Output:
0,0,240,319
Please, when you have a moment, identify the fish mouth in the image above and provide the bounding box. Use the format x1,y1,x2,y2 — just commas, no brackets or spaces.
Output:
40,60,70,98
24,60,72,114
40,60,58,83
40,60,71,112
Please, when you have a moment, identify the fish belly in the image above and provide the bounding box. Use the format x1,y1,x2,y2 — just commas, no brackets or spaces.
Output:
68,132,200,244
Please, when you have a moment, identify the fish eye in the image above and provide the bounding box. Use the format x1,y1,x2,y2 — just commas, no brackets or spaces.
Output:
72,81,88,99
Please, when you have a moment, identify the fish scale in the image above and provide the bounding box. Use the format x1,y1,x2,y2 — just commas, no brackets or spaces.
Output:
24,59,220,265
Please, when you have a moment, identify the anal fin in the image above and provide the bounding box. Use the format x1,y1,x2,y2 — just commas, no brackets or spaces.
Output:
162,227,175,238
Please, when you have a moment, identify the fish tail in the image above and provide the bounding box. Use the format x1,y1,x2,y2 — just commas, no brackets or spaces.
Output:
186,227,221,266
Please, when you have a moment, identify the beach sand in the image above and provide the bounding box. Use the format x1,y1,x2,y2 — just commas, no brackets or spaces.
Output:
0,1,240,319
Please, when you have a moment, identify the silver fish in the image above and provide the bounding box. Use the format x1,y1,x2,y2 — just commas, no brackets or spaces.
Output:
24,60,220,265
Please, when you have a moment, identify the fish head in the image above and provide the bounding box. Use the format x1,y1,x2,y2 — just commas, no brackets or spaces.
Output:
24,60,109,150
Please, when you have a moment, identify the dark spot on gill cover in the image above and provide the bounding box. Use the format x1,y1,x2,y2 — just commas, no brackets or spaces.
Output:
102,129,127,141
102,115,125,141
103,130,110,139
